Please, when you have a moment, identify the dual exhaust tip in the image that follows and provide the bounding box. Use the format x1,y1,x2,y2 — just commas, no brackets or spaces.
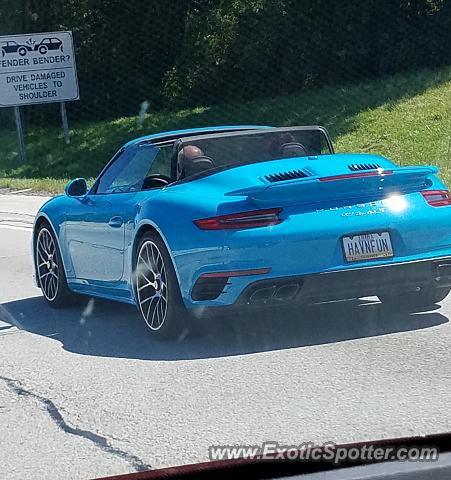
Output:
248,282,301,304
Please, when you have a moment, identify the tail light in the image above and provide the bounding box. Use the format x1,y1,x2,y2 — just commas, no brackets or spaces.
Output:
194,207,283,230
421,190,451,207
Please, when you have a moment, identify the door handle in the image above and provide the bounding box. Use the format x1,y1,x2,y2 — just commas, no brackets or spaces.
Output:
108,216,124,228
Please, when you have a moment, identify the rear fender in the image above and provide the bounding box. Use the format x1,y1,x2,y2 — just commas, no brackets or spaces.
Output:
131,220,183,291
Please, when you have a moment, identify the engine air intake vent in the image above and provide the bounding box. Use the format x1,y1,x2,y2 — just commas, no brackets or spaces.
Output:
265,169,309,183
348,163,381,172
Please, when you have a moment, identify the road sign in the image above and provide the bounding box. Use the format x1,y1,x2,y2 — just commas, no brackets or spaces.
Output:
0,31,79,107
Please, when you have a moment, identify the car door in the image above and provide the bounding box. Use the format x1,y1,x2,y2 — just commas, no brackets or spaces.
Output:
63,142,160,284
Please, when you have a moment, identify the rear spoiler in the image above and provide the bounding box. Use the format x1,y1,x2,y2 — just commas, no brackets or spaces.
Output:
225,166,438,206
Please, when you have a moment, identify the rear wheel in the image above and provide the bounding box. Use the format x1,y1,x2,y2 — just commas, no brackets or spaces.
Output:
35,224,74,308
134,233,187,340
378,287,450,309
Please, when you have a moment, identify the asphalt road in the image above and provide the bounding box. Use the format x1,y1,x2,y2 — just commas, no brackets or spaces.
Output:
1,195,451,479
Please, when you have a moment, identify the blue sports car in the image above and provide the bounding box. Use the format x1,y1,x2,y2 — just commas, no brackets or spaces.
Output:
33,125,451,338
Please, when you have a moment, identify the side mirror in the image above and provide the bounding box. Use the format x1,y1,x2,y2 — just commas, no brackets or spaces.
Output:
65,178,88,198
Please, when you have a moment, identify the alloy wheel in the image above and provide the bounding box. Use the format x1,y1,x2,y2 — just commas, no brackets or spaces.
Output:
136,240,168,331
36,228,59,301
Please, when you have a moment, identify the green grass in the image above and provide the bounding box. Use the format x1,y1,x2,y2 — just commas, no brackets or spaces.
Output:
1,66,451,194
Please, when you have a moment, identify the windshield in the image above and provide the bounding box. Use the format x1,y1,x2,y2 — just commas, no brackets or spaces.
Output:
177,127,332,179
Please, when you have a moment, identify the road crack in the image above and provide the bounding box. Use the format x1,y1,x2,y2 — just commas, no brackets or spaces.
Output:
0,376,152,472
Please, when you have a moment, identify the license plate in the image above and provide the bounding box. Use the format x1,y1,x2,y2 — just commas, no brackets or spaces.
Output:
342,231,394,262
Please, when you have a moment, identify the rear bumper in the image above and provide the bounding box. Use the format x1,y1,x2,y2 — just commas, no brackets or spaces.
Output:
190,256,451,313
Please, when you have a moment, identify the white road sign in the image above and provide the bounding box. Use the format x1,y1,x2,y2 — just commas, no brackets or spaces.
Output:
0,31,79,107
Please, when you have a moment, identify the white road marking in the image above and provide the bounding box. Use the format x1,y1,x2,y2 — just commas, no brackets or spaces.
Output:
0,224,32,232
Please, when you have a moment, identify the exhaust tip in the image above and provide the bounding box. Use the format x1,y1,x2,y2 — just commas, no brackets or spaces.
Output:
247,281,303,304
274,284,300,301
249,286,277,303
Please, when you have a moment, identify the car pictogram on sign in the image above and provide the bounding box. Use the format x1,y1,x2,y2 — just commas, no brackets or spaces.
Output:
34,37,63,55
1,40,33,57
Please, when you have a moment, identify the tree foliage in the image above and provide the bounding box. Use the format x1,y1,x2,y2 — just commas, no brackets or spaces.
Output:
0,0,450,121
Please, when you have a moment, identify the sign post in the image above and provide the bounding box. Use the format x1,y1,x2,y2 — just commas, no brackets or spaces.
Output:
13,106,26,163
0,31,79,159
60,101,70,144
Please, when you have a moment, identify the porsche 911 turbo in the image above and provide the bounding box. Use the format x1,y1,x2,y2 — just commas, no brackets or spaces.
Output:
32,125,451,338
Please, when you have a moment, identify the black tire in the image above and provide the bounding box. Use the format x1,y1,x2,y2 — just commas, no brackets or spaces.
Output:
39,45,48,55
35,222,74,308
18,47,27,56
134,232,187,340
378,287,450,310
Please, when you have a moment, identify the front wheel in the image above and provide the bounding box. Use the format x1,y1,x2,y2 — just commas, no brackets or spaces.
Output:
134,233,187,340
35,224,74,308
378,287,450,310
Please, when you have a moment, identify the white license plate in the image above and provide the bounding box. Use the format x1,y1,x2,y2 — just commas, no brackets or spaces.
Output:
342,231,394,262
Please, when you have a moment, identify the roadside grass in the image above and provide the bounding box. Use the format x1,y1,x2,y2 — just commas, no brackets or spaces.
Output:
1,66,451,194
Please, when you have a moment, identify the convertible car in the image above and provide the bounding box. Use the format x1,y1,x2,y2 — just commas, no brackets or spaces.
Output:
33,125,451,338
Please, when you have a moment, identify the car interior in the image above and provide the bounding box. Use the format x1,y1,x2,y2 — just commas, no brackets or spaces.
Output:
100,128,331,193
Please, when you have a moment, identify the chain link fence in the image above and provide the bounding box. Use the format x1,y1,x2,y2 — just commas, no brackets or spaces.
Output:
0,1,450,184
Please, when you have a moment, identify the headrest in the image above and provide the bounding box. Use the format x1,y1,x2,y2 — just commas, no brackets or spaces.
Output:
179,155,215,179
279,142,308,158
